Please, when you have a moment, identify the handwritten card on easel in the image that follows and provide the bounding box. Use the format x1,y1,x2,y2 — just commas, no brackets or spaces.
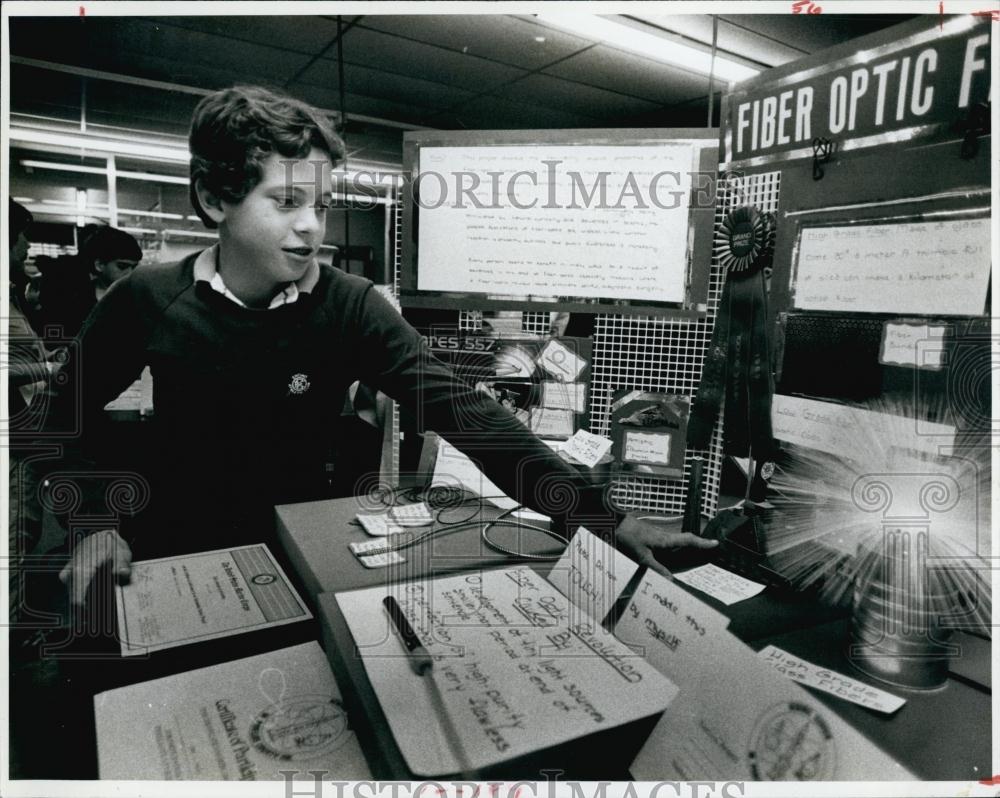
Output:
547,527,639,625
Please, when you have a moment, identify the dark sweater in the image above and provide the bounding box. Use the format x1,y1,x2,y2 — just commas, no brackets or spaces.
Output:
51,252,615,558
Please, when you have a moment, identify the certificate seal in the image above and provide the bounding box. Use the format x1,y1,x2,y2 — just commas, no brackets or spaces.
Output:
250,695,350,762
251,573,277,585
747,701,835,780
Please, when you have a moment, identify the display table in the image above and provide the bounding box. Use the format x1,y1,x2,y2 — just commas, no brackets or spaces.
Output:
275,496,991,781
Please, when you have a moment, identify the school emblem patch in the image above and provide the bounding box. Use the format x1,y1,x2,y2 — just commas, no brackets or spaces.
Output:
288,373,311,395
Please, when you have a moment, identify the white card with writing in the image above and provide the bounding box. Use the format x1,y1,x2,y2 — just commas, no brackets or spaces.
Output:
337,567,677,775
623,430,671,465
622,573,915,781
537,339,586,382
356,513,406,537
880,322,946,370
359,552,406,569
562,429,613,468
529,406,575,438
772,394,955,457
615,569,731,666
758,646,906,714
542,381,587,413
547,526,639,625
672,563,766,605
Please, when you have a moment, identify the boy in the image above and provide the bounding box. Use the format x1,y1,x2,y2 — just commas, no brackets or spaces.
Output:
52,86,715,605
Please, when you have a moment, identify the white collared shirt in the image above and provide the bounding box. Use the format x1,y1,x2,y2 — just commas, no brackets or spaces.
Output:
192,244,320,310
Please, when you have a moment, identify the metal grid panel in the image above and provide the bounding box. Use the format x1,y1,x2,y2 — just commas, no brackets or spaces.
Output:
521,311,550,335
593,170,782,517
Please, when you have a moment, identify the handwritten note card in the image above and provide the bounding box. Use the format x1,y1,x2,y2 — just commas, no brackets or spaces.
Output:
794,219,990,316
758,646,906,714
548,527,639,625
615,570,731,667
772,394,955,456
623,430,671,465
562,429,613,468
542,381,587,413
672,563,766,606
336,567,678,775
529,407,575,438
880,322,946,370
537,339,586,382
416,144,695,303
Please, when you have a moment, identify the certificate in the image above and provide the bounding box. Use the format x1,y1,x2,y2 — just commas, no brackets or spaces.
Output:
95,642,371,780
116,544,312,656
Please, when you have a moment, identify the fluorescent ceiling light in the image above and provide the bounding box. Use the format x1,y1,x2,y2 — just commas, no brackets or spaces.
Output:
163,229,218,239
119,227,158,236
21,159,189,185
535,13,759,83
118,208,185,220
10,128,189,162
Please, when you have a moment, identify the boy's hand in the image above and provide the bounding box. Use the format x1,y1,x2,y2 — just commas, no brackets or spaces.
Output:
58,530,133,607
614,514,718,579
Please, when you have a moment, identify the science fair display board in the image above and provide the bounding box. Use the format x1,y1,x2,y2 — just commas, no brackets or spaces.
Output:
399,128,719,316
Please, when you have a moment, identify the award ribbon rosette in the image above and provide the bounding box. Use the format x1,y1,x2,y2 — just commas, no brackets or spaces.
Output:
686,205,777,517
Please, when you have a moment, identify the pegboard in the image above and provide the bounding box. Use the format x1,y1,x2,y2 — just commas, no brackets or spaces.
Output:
594,170,782,517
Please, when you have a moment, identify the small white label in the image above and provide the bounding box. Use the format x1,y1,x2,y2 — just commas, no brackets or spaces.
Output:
673,563,766,606
623,430,671,466
758,646,906,714
359,552,406,569
529,407,575,438
542,381,587,413
537,340,586,382
389,502,434,526
563,429,613,468
880,322,946,370
356,514,406,537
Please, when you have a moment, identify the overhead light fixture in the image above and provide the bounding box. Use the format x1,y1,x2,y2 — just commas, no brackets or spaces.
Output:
10,128,189,163
535,13,760,83
20,159,189,185
163,229,218,240
118,208,185,220
118,227,157,236
76,189,87,227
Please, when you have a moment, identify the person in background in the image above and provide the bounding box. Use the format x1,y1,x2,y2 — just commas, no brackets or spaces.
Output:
7,199,64,624
35,225,142,339
49,85,716,608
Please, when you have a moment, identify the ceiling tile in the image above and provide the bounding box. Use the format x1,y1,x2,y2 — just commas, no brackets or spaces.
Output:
720,14,915,56
343,26,528,91
299,61,477,111
494,74,661,120
358,15,593,70
545,46,710,105
295,84,434,127
441,94,598,130
146,15,343,55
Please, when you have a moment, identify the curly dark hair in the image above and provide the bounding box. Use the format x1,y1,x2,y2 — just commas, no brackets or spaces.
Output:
188,85,345,228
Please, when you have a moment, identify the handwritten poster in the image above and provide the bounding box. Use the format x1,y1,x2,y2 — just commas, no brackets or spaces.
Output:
548,526,639,626
794,219,990,316
417,144,695,303
529,407,575,438
336,567,677,775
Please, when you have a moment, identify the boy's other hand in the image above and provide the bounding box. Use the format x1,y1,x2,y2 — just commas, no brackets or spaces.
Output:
58,529,133,607
614,514,718,579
